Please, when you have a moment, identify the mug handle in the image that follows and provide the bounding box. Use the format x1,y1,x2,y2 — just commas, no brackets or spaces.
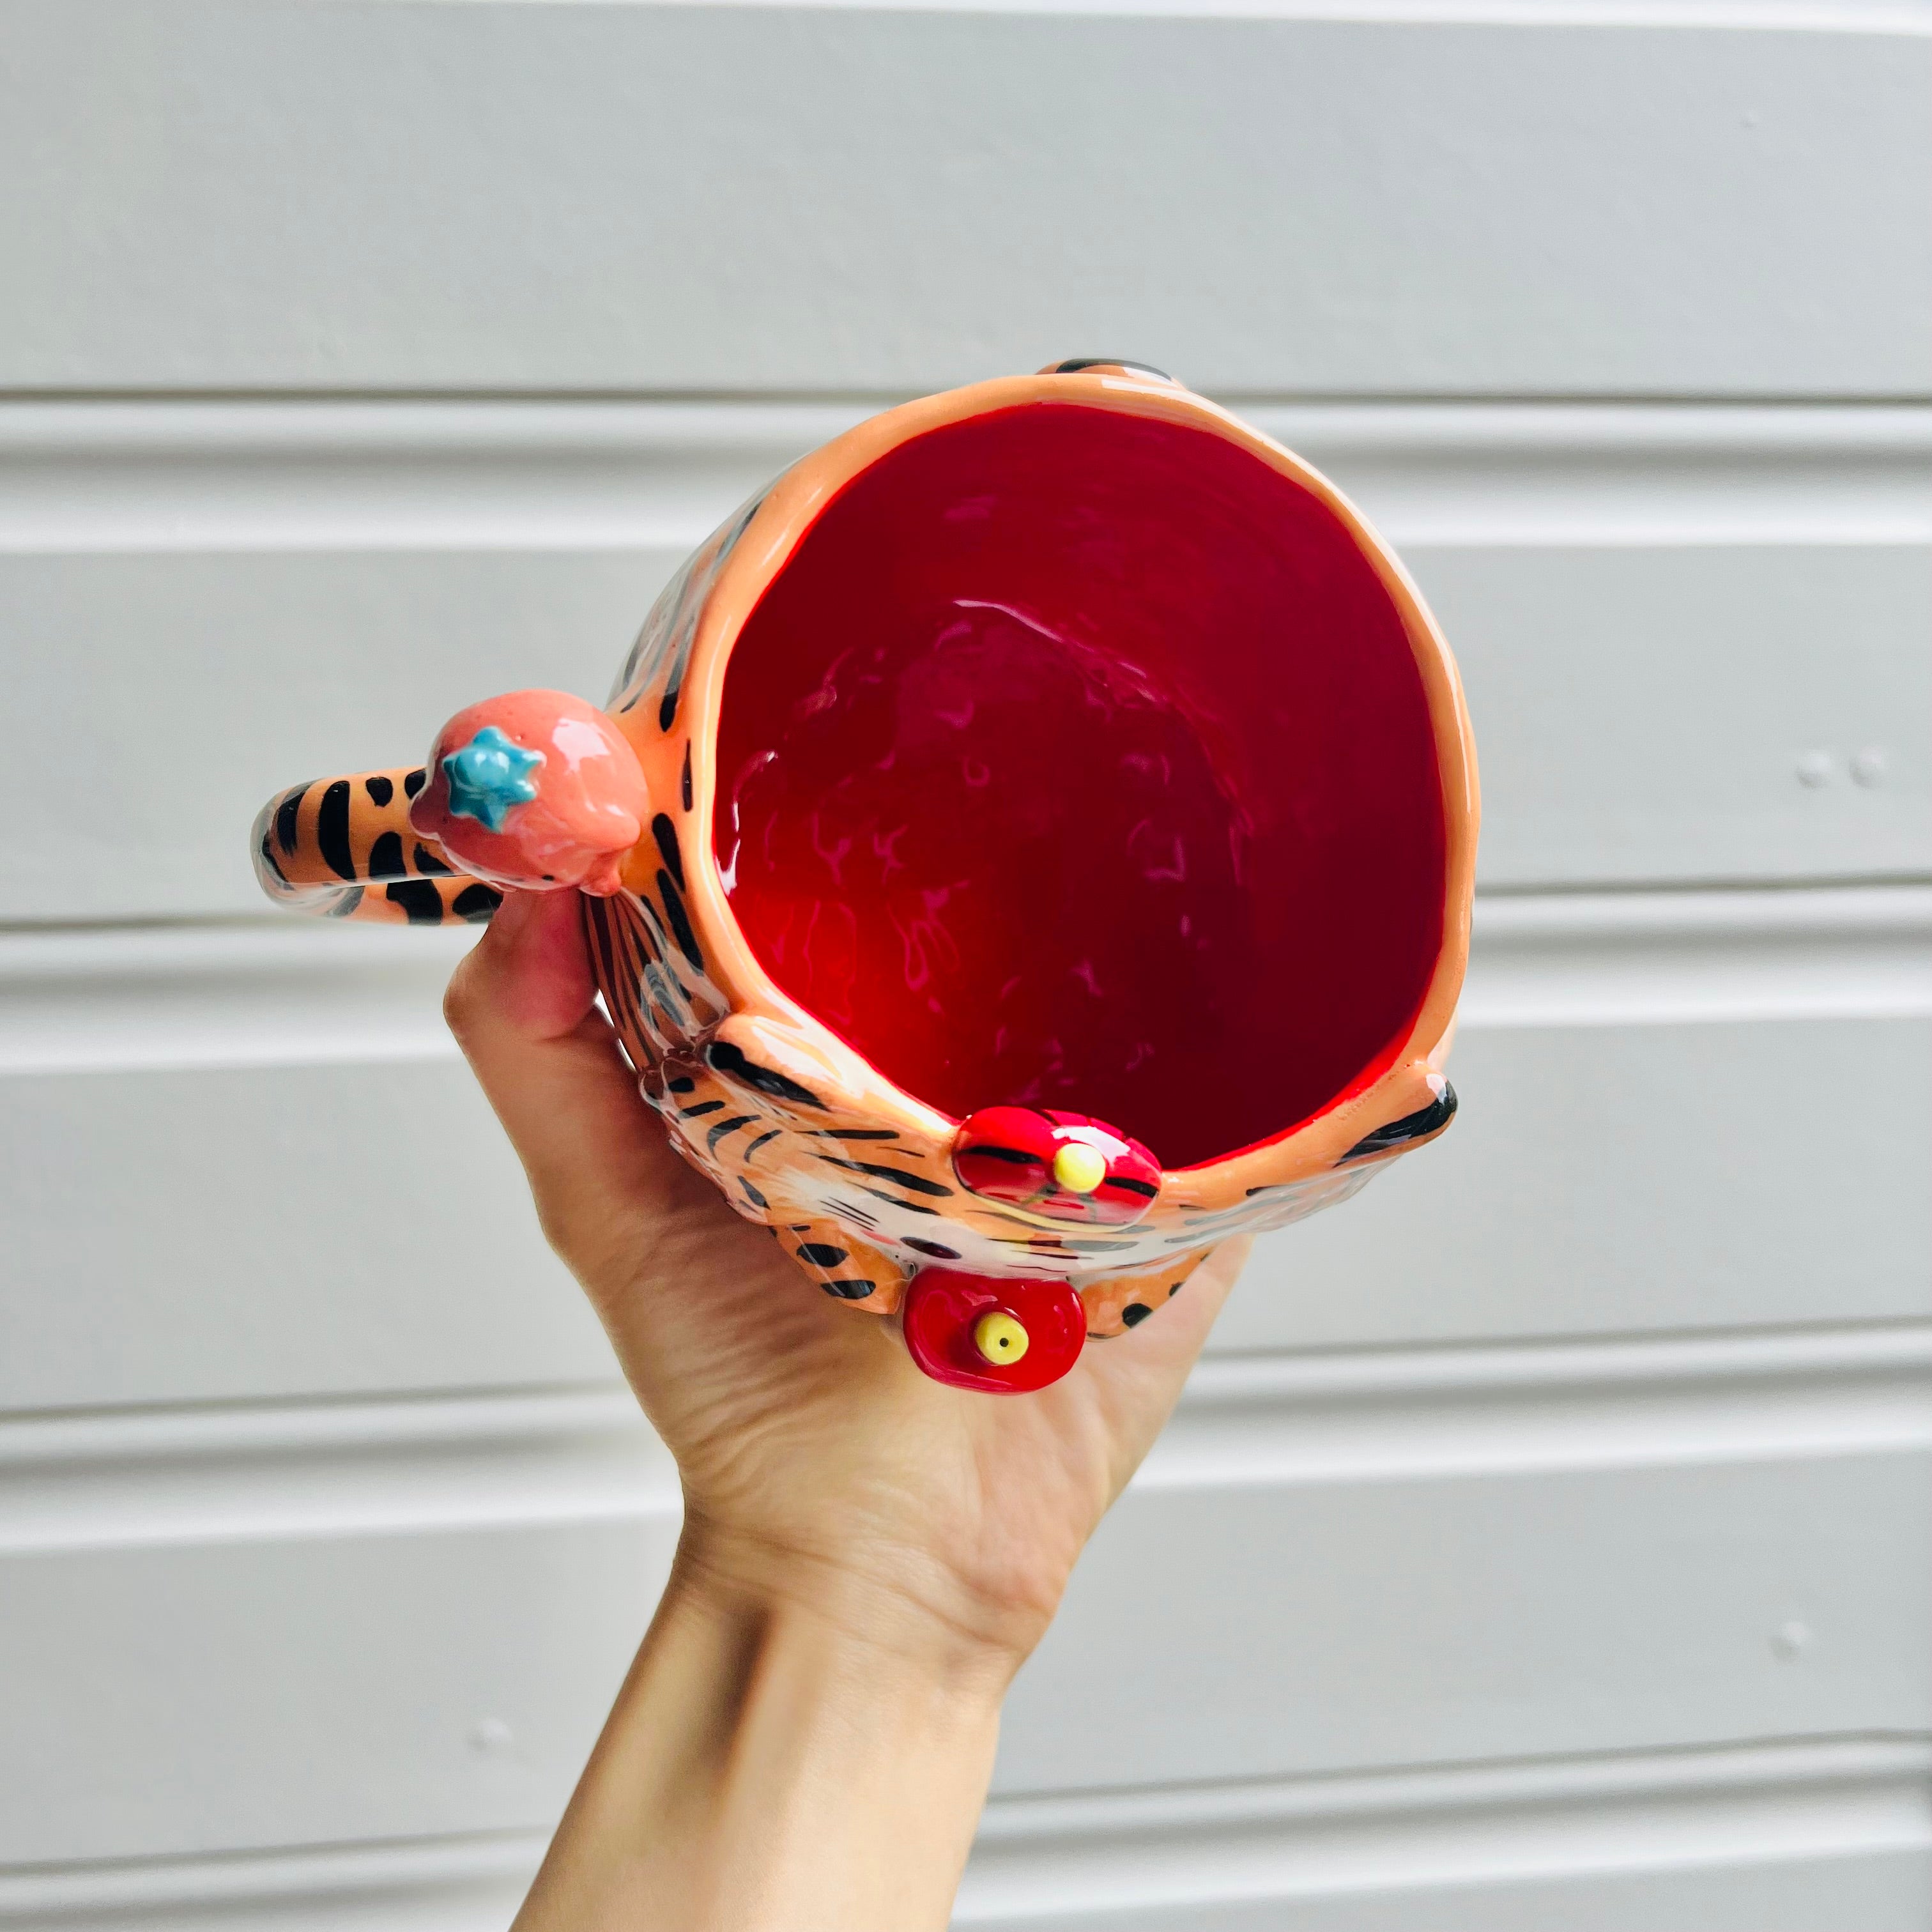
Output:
251,767,503,925
251,690,653,926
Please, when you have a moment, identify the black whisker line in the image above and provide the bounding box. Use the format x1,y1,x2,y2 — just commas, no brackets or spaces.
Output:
813,1155,952,1196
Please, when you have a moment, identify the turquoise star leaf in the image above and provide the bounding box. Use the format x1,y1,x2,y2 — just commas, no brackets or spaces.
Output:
442,725,544,832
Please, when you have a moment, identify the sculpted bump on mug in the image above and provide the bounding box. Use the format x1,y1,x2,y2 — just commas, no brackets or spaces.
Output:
252,362,1480,1392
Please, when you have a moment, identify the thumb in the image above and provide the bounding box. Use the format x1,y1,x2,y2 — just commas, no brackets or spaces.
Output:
441,890,711,1283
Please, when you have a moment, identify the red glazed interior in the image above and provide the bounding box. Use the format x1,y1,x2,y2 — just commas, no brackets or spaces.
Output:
715,402,1445,1171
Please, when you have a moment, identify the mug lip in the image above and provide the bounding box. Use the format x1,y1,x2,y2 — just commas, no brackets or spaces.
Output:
632,369,1479,1188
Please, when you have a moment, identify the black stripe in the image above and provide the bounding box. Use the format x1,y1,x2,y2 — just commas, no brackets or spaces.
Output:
651,814,685,890
960,1144,1039,1167
633,904,664,966
275,786,307,857
814,1155,952,1196
364,774,394,806
657,870,705,971
681,745,693,811
384,879,446,924
643,957,690,1026
854,1184,940,1216
745,1128,783,1161
657,495,762,733
796,1243,848,1267
402,767,427,798
740,1177,768,1210
257,829,288,885
656,606,702,736
658,605,707,732
668,1077,696,1094
821,1278,877,1300
596,901,625,996
802,1128,901,1141
367,830,406,880
318,781,356,881
1099,1174,1159,1199
414,843,453,876
1051,357,1172,379
680,1100,726,1118
707,1114,758,1154
1339,1084,1458,1163
585,898,618,994
904,1238,962,1261
707,1039,823,1109
634,894,671,956
452,883,502,923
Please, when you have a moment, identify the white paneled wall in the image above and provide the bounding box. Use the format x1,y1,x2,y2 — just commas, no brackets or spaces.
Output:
1,3,1928,1927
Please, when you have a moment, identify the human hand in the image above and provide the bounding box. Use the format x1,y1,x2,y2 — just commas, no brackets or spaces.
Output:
445,887,1248,1676
446,887,1247,1928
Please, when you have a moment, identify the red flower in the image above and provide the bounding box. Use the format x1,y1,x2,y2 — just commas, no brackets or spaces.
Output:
951,1106,1162,1225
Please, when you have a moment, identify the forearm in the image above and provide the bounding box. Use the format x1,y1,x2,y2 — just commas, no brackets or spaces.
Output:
513,1528,1017,1931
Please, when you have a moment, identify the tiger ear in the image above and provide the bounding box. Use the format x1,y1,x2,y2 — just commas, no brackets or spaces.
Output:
1039,358,1181,384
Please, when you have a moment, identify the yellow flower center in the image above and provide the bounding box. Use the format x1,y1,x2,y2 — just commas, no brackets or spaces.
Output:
1051,1142,1108,1194
973,1310,1031,1365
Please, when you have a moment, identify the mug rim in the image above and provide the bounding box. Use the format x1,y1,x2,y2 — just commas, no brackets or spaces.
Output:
615,369,1479,1193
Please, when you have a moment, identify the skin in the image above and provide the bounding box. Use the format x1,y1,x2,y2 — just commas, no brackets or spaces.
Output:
445,889,1250,1931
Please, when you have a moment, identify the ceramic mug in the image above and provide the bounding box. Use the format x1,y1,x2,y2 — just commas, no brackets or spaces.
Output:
252,362,1478,1392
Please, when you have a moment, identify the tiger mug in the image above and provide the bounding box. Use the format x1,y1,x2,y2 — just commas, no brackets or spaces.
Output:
252,361,1478,1393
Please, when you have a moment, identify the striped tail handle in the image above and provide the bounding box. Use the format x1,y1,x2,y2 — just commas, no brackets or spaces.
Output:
250,691,652,926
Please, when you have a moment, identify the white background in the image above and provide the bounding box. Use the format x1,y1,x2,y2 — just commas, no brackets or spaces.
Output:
1,3,1928,1926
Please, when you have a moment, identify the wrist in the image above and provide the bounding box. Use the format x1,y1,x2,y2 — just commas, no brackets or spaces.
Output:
521,1508,1012,1929
671,1512,1046,1701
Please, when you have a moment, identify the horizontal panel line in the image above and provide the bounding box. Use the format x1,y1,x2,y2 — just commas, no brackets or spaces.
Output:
12,398,1932,433
0,1827,546,1924
0,1383,678,1554
1196,1312,1932,1390
1147,1319,1932,1491
1,398,1926,552
558,0,1932,29
0,884,1923,1079
4,872,1929,932
8,384,1932,408
1,1319,1924,1552
109,0,1920,27
981,1729,1932,1825
1459,882,1932,1027
960,1733,1932,1923
1476,869,1932,897
1,1735,1923,1926
0,917,477,1076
